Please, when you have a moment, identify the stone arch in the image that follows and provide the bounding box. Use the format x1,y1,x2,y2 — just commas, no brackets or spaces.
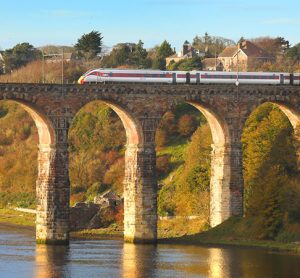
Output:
274,103,300,167
161,99,232,227
244,100,300,168
103,101,143,145
242,98,300,223
72,99,143,145
0,99,57,243
244,101,300,131
187,101,232,227
269,102,300,130
1,99,55,145
69,100,156,242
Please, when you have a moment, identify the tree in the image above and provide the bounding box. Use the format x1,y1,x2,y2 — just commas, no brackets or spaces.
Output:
75,31,103,60
251,36,290,56
152,40,175,70
3,43,41,72
152,57,166,70
286,43,300,61
193,33,235,56
101,40,151,68
131,40,148,68
178,114,197,136
238,36,245,44
101,44,131,67
241,103,300,238
167,57,202,71
157,40,175,58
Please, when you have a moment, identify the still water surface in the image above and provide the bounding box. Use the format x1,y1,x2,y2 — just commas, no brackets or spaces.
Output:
0,224,299,278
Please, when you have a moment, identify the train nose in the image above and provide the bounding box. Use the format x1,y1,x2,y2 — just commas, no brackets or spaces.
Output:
78,76,85,84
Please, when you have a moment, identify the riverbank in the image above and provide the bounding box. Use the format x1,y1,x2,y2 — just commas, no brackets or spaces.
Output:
1,209,299,253
0,208,122,239
159,217,300,253
0,208,35,227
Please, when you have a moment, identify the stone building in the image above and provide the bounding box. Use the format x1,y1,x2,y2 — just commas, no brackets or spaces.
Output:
45,52,76,63
166,40,205,66
218,40,273,71
202,58,224,71
94,190,122,207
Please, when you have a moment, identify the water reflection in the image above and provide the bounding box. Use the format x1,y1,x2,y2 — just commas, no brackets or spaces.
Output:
1,225,300,278
122,243,157,278
35,244,69,278
208,248,243,278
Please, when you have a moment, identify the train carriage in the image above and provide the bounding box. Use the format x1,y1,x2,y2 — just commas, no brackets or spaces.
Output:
196,71,290,85
80,69,181,84
293,73,300,85
78,68,298,86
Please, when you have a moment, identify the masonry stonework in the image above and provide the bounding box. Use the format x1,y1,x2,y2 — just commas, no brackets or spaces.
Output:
0,83,299,244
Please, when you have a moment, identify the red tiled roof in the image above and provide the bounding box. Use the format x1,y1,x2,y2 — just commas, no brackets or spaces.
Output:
239,41,271,58
218,41,272,58
218,46,238,57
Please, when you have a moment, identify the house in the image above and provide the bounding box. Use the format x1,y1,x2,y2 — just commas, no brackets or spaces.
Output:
45,52,76,63
94,190,122,208
202,58,224,71
113,42,136,52
218,40,273,71
166,40,205,66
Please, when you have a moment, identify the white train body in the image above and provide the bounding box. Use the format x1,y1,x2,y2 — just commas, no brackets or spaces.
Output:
293,73,300,85
78,68,299,85
192,71,291,85
80,69,182,84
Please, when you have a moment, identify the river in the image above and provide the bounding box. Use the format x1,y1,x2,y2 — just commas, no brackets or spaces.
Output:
0,224,299,278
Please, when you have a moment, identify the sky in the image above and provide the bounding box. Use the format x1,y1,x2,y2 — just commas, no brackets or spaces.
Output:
1,0,300,51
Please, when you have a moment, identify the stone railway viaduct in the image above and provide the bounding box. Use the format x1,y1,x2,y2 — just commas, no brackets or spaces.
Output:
0,83,299,244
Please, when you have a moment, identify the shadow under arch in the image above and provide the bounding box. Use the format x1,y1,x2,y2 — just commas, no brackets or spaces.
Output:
186,101,231,227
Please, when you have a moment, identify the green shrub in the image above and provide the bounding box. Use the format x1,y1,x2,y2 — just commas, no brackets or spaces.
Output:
0,105,8,118
86,182,108,200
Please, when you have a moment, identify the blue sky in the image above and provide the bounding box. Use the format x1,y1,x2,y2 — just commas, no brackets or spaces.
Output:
1,0,300,51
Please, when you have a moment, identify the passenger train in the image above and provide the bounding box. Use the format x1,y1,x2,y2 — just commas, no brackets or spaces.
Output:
78,68,300,85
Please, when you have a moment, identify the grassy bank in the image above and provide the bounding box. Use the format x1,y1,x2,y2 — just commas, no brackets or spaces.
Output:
0,208,35,227
160,217,300,253
1,209,299,253
71,224,123,239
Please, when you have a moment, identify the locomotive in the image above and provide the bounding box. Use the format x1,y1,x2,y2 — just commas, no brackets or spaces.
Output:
78,68,300,85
